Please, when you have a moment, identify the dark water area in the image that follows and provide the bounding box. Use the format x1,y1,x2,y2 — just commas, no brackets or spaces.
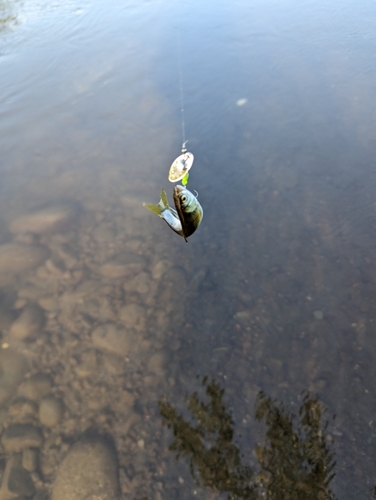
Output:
1,0,376,498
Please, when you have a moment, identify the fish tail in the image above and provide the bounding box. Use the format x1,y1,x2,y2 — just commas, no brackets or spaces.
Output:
143,188,169,217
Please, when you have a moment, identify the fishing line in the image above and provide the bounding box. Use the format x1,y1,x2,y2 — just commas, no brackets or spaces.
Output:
168,19,194,187
177,26,187,154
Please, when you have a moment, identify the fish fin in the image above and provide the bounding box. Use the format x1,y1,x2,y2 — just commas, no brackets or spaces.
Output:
143,202,163,217
160,188,169,209
142,188,170,218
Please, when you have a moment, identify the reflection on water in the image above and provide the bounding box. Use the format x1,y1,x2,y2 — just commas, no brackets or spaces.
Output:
255,391,336,500
160,377,336,500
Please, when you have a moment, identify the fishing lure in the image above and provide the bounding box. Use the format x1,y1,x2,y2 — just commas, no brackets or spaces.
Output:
168,152,194,185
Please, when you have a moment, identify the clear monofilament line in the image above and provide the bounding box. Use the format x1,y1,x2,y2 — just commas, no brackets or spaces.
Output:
177,26,187,153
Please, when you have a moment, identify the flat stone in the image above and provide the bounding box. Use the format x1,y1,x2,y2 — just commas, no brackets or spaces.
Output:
9,204,76,234
2,424,43,452
313,310,324,320
22,448,38,472
39,396,64,427
151,259,172,280
0,454,35,499
74,350,98,378
0,306,16,331
92,224,116,244
17,373,52,401
9,304,45,340
102,353,127,375
8,399,38,418
164,266,187,287
100,253,146,279
133,272,150,294
0,349,29,407
51,437,121,500
0,244,49,275
38,296,59,311
92,324,131,356
147,352,166,376
118,303,146,331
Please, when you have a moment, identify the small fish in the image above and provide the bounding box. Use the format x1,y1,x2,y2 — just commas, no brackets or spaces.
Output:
143,185,203,243
173,185,203,242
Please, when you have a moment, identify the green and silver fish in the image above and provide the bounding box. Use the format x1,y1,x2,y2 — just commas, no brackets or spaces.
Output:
143,185,203,243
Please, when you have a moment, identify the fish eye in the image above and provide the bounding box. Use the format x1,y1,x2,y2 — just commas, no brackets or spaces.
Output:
181,195,187,203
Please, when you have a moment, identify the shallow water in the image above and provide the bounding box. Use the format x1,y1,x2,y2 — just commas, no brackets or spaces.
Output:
1,0,376,498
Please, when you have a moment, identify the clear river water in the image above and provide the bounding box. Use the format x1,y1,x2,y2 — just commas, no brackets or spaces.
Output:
1,0,376,498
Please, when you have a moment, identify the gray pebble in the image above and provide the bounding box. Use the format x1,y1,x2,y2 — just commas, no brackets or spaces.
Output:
313,310,324,320
133,272,150,294
100,253,146,279
0,349,29,407
92,323,131,356
118,303,146,331
51,437,121,500
102,354,127,375
9,398,38,418
0,306,16,331
9,204,76,235
18,373,52,401
2,423,43,452
0,244,49,275
164,266,187,287
0,454,35,498
74,350,98,378
39,396,64,427
9,304,45,340
92,224,116,244
151,259,172,280
147,352,166,376
22,448,38,472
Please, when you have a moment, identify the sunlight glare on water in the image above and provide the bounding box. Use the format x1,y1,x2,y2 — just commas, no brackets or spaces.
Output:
0,0,376,498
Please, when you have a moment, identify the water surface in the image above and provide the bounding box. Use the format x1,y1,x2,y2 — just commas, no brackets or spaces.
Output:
1,0,376,498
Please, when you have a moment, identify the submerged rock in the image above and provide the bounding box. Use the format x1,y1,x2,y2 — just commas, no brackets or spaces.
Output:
17,373,52,401
0,244,48,275
100,253,146,279
0,306,16,331
39,396,64,427
9,204,77,234
0,454,35,499
313,310,324,320
92,323,131,356
22,448,38,472
51,437,121,500
151,259,172,280
147,351,166,376
2,424,43,452
9,304,45,340
8,399,38,419
118,303,146,331
0,349,29,407
74,350,99,378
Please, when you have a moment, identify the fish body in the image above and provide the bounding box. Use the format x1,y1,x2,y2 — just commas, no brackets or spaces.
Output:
173,185,203,242
143,188,184,237
143,186,203,242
